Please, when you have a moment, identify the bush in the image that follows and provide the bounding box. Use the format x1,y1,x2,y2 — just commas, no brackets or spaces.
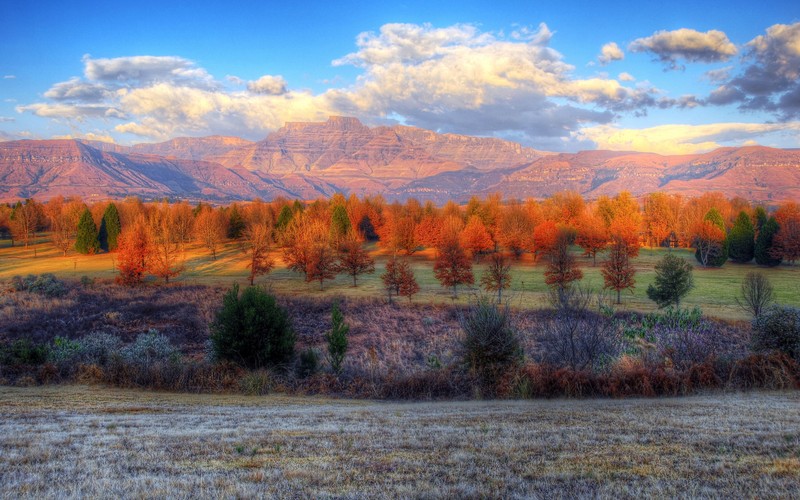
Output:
121,329,180,368
297,348,320,378
78,332,124,366
210,284,295,369
537,287,620,371
0,339,49,366
751,305,800,361
459,297,522,382
239,370,272,395
11,274,67,298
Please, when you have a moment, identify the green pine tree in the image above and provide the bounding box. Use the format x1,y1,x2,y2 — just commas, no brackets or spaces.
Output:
276,205,293,231
753,206,768,233
75,209,100,255
227,204,246,239
325,301,349,375
646,253,695,308
330,205,351,241
98,203,121,252
728,210,755,263
755,216,781,267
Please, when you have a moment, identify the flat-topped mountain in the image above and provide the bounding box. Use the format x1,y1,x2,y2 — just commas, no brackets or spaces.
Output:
1,117,799,203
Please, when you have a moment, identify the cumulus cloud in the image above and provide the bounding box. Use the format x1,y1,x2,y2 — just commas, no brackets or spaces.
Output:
16,23,682,146
704,22,800,120
630,28,737,70
598,42,624,64
247,75,287,95
576,122,800,155
618,72,635,82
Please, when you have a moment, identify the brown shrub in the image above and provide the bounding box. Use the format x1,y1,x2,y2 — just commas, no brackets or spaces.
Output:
75,363,104,384
36,363,59,384
728,353,800,390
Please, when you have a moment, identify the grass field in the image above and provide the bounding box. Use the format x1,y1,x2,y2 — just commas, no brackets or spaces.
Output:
2,236,798,320
0,385,798,497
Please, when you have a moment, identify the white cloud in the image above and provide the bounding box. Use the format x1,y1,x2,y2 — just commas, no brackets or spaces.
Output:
576,122,800,155
618,72,635,82
3,75,15,79
247,75,287,95
630,28,737,70
16,23,682,147
0,116,15,123
598,42,624,64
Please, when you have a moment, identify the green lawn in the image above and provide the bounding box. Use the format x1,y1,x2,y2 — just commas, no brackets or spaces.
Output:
1,236,798,319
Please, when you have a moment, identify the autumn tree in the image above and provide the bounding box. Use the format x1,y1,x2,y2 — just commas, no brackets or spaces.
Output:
147,202,185,283
643,192,680,247
284,219,339,290
98,202,122,252
575,213,608,265
497,204,533,259
434,239,474,297
693,208,728,267
543,229,583,290
480,252,512,303
243,223,275,285
116,218,150,286
10,199,44,249
337,234,375,287
460,215,495,259
646,253,694,308
601,237,636,304
755,216,781,267
194,207,228,260
382,254,419,303
46,197,84,256
532,220,559,262
728,211,755,263
75,208,100,255
170,202,195,249
772,203,800,264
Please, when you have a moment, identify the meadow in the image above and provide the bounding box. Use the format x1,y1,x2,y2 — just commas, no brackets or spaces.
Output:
2,235,799,321
1,385,798,498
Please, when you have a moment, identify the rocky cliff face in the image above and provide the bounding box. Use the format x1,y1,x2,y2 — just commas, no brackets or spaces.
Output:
3,118,800,203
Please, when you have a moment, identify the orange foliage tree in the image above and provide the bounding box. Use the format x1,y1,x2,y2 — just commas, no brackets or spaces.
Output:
460,215,494,259
243,223,275,286
532,220,559,262
575,213,608,265
433,239,474,297
382,255,419,303
337,233,375,286
543,230,583,290
602,237,636,304
115,218,150,286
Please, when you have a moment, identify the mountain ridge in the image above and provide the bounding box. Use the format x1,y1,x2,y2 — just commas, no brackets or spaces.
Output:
2,117,799,203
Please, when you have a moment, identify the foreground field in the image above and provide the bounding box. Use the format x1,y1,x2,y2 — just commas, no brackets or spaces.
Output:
2,238,800,320
1,386,798,498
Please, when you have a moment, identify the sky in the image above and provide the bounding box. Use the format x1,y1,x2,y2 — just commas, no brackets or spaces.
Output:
1,0,800,154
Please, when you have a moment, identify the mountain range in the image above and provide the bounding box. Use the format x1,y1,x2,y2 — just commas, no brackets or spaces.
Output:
1,116,799,204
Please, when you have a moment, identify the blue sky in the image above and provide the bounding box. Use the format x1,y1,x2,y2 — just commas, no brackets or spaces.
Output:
2,0,800,153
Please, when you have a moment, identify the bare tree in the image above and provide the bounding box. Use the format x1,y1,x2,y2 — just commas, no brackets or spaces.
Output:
736,272,774,318
243,223,275,286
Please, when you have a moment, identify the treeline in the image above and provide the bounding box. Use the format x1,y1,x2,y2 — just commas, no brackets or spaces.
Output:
1,191,798,294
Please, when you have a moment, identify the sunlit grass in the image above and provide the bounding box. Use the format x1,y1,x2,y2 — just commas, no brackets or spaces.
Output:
2,236,799,320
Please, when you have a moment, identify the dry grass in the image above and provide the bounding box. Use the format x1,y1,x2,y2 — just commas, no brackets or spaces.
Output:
0,385,798,498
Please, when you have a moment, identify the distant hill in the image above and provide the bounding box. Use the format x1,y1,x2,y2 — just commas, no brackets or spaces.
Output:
1,117,799,203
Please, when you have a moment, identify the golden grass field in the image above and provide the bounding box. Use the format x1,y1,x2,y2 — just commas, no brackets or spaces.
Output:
2,236,799,320
0,385,798,498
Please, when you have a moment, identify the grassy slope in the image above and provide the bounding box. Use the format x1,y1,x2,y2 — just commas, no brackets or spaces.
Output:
0,386,798,497
2,237,799,320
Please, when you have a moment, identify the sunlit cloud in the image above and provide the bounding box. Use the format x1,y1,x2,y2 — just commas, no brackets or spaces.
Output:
598,42,624,64
630,28,737,70
247,75,288,95
618,72,635,82
576,122,800,155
